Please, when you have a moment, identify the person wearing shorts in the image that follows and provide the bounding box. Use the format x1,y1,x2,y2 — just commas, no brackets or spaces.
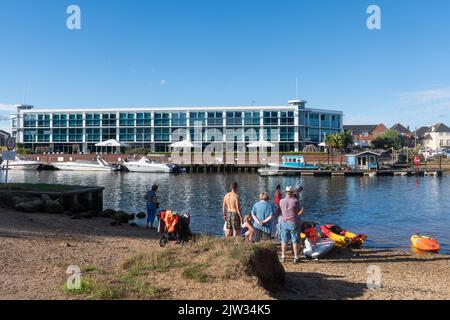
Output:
279,186,304,263
222,182,242,237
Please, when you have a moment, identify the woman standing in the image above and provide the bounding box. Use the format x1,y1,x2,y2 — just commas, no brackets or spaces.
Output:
251,192,274,242
145,184,159,229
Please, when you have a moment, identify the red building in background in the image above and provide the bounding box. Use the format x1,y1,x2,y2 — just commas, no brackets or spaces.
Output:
343,124,388,146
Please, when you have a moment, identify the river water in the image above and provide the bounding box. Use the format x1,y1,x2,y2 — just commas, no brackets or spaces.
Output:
2,170,449,252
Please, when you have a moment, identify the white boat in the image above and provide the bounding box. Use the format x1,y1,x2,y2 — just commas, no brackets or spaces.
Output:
0,156,42,170
257,167,280,176
51,157,117,171
303,238,335,260
123,157,174,173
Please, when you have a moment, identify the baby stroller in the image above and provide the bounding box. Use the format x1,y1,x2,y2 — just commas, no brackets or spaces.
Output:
158,210,192,247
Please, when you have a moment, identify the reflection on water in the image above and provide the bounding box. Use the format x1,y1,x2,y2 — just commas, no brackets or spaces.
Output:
1,170,449,252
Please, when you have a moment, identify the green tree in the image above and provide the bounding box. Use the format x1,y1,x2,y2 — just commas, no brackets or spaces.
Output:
372,130,405,150
336,131,354,166
325,133,340,165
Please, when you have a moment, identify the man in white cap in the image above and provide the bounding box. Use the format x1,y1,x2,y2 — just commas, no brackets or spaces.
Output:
279,186,304,263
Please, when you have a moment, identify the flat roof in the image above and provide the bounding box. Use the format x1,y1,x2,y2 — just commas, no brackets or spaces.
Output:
16,105,343,114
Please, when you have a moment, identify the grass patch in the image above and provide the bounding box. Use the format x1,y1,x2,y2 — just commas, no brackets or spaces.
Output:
122,249,181,275
182,264,210,283
63,278,95,296
82,265,106,274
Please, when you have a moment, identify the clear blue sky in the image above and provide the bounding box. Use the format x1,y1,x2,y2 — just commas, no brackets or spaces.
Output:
1,0,450,131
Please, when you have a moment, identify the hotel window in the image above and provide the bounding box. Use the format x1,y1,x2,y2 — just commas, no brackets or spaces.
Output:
308,113,319,126
86,128,100,142
190,127,207,142
321,114,331,127
190,112,206,126
69,114,83,127
244,128,260,142
154,113,170,126
280,127,294,142
308,128,320,142
331,115,340,128
244,112,260,126
119,113,135,127
280,112,294,126
69,129,83,142
102,128,117,141
23,129,37,142
37,114,50,127
53,129,68,142
52,114,68,128
24,114,37,127
262,127,278,141
136,113,151,126
136,128,151,141
225,128,244,142
154,128,170,141
120,128,135,141
37,129,50,142
207,112,223,126
102,113,117,127
226,112,243,126
205,128,223,142
263,112,278,126
86,114,100,127
172,113,187,126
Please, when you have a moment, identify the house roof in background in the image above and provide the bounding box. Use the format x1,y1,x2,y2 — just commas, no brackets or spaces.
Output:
0,130,11,137
433,123,450,133
390,123,411,134
343,125,379,135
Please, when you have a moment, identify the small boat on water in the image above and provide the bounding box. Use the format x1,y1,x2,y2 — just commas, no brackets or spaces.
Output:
123,157,175,173
51,157,118,171
0,156,42,170
320,224,367,248
411,235,440,253
258,155,319,175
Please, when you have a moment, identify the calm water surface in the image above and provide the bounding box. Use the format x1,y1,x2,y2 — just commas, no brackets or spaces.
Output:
2,170,449,252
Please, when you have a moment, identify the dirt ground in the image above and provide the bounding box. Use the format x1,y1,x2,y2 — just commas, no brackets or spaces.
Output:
0,208,449,300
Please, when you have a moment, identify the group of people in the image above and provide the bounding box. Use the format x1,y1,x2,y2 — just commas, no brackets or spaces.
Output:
144,181,305,263
223,182,305,263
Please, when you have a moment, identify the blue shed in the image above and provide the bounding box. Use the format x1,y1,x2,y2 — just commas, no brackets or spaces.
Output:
346,151,380,170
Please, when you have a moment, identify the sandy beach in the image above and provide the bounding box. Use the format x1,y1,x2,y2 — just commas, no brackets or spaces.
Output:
0,207,449,300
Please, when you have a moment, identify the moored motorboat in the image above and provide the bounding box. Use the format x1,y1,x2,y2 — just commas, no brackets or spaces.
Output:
51,157,117,171
320,224,367,248
123,157,174,173
0,156,42,170
411,235,440,252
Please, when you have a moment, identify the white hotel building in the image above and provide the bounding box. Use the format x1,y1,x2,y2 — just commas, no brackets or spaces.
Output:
11,100,343,153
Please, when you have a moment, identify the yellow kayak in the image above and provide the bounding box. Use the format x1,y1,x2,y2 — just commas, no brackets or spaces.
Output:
320,224,367,248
